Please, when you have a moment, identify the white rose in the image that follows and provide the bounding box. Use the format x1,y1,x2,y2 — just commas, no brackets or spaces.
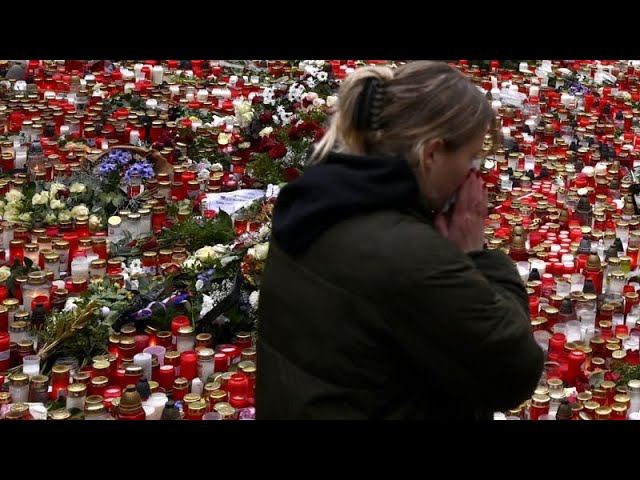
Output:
71,205,89,219
58,210,72,222
31,193,45,206
326,95,338,108
217,132,231,145
18,212,31,223
253,242,270,261
69,182,86,194
50,199,65,210
89,215,101,229
44,213,58,224
5,189,24,203
0,266,11,283
195,246,219,262
49,182,66,198
259,126,274,138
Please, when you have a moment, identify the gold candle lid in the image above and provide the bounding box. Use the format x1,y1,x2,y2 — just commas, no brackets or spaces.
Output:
48,409,72,420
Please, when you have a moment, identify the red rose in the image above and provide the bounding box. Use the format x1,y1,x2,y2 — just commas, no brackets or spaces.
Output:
283,167,301,182
269,143,287,160
288,126,300,140
252,95,263,104
258,136,277,153
314,127,327,142
259,110,273,123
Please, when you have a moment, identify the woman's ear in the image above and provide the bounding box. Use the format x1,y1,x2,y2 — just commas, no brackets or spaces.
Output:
420,138,443,173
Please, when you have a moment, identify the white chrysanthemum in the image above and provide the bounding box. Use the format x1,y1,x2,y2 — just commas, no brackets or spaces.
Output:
44,213,58,224
306,77,317,89
18,212,31,223
316,71,328,82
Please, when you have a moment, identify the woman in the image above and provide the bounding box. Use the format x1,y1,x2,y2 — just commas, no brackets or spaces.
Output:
256,61,543,419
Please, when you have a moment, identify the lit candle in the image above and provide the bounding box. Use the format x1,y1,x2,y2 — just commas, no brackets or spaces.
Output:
101,138,109,150
143,345,166,365
133,352,153,381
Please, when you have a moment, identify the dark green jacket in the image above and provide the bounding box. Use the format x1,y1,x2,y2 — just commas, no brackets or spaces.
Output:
256,152,543,419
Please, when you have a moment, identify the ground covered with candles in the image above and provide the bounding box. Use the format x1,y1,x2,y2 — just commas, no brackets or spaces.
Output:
1,59,640,420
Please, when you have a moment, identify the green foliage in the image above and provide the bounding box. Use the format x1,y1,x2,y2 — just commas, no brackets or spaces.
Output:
158,210,235,252
247,153,286,185
611,362,640,386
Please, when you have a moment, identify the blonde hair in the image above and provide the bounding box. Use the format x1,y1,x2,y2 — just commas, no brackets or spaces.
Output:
308,61,497,167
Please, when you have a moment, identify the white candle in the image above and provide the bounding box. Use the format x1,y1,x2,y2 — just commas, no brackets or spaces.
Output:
129,130,139,145
60,125,69,137
229,75,238,86
502,126,511,138
101,139,109,150
134,63,144,79
519,62,529,73
143,346,166,365
250,75,260,84
185,92,194,102
44,90,56,100
191,119,202,132
124,82,135,94
196,88,209,102
191,377,203,396
491,100,501,112
491,76,498,89
491,87,501,100
15,146,27,169
561,93,571,106
134,352,153,381
22,355,40,376
152,65,164,85
529,85,539,97
145,99,158,110
169,85,180,98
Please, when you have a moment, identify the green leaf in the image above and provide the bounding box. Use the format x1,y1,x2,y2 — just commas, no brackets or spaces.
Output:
23,256,33,269
589,370,604,389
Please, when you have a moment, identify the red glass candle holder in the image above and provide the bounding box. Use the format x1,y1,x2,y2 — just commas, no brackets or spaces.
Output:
180,351,198,381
